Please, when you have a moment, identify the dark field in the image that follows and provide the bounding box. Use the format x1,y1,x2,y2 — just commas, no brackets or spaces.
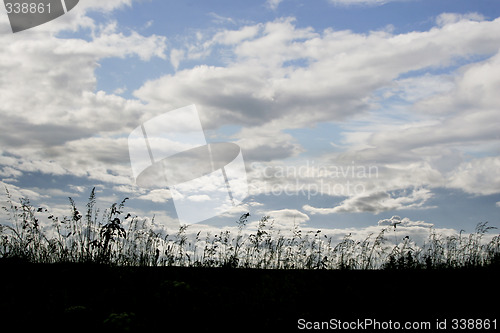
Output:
1,192,499,331
1,261,498,332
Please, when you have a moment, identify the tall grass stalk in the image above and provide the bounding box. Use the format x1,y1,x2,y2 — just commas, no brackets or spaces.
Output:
1,189,499,270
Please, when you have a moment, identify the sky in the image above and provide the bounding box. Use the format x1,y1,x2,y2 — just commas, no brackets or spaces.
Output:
1,0,500,242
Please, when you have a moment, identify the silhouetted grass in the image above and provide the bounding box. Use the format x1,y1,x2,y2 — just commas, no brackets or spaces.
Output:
1,188,499,269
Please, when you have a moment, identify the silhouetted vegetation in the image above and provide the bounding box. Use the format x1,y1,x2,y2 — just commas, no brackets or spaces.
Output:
1,188,499,332
1,188,499,269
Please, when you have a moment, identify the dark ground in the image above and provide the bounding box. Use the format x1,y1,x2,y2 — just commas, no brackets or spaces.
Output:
0,260,498,332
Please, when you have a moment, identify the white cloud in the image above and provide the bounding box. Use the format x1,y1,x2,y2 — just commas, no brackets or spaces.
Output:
170,48,185,69
447,157,500,196
57,22,167,61
213,25,261,45
69,185,87,193
304,188,434,214
188,194,211,202
436,12,486,27
384,73,455,104
135,16,500,138
208,12,237,25
377,215,434,228
330,46,500,196
266,0,283,10
236,125,304,162
113,86,127,95
0,11,167,185
302,204,337,216
32,187,80,198
269,208,309,224
1,4,499,223
136,189,172,203
0,166,22,178
0,181,46,206
0,24,164,127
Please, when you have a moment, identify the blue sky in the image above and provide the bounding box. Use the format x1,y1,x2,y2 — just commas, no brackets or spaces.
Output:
1,0,500,241
93,0,500,96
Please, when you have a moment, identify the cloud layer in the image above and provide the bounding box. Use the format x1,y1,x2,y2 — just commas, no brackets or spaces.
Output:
0,3,499,226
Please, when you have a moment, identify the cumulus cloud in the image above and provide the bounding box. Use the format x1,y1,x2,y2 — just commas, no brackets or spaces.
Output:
236,126,304,162
377,215,434,228
187,194,212,202
266,0,283,10
136,189,172,203
135,15,500,144
212,25,261,45
0,7,167,185
137,15,495,212
1,4,499,226
436,12,486,26
328,41,500,197
247,208,310,230
0,181,46,202
302,204,336,216
304,188,434,214
65,22,167,61
366,53,500,157
269,209,309,224
447,157,500,196
0,25,164,128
